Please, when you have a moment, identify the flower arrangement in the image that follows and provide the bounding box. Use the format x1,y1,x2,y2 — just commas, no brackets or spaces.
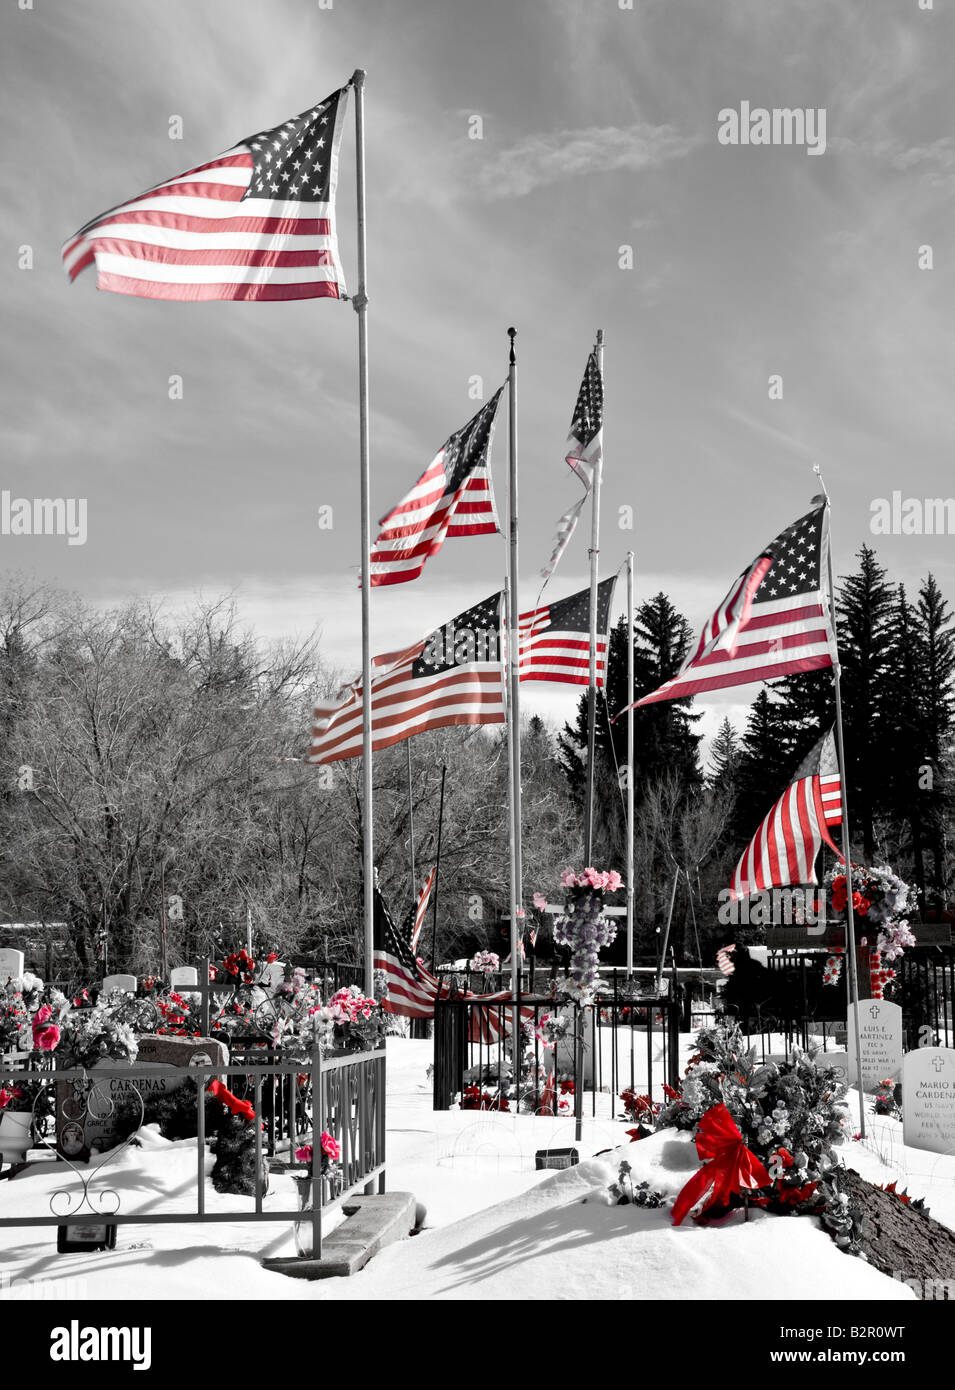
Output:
656,1023,849,1212
58,989,139,1070
459,1084,510,1111
546,867,622,1004
469,950,500,975
295,1130,342,1173
827,864,918,960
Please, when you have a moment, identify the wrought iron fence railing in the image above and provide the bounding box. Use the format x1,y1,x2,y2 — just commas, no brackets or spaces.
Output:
432,990,682,1122
0,1048,386,1263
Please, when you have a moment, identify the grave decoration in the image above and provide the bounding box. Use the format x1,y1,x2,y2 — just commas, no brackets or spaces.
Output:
541,867,622,1005
823,863,918,997
655,1023,850,1227
208,1078,269,1196
292,1131,343,1256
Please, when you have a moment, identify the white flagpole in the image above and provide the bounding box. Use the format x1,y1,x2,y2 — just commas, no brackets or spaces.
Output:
583,329,604,864
506,328,523,1010
626,549,635,977
351,69,374,998
814,468,865,1139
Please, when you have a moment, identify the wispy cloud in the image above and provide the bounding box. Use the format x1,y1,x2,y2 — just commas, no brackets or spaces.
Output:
475,122,698,199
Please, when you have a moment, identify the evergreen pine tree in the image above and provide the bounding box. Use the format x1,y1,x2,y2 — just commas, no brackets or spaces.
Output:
885,585,927,893
836,547,897,860
917,574,955,897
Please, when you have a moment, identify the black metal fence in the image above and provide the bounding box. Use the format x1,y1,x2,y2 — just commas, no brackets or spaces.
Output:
716,946,955,1054
432,987,682,1121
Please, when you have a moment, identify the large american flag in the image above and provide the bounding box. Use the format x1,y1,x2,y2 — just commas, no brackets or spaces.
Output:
624,503,836,709
63,87,349,302
730,727,844,900
519,578,616,686
542,349,604,581
368,391,504,587
308,593,504,763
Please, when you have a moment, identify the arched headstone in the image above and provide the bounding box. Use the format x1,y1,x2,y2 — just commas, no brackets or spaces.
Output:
0,948,25,983
847,999,903,1091
100,973,137,996
169,966,199,989
903,1048,955,1156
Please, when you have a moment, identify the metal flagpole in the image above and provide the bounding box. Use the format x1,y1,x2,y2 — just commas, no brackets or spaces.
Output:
506,328,523,1011
814,468,866,1138
351,69,375,999
429,764,447,976
583,329,604,864
406,739,417,906
626,549,635,977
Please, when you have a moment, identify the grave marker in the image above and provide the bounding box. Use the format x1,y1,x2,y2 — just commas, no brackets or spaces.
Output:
847,999,903,1091
903,1047,955,1156
0,948,25,983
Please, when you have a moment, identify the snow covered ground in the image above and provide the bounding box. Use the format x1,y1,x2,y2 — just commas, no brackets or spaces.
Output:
0,1036,950,1301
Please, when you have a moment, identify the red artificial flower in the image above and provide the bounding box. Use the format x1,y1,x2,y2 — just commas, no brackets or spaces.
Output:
624,1128,644,1143
662,1082,682,1100
672,1103,771,1226
267,952,278,964
559,1079,575,1095
775,1182,818,1208
0,1088,14,1111
208,965,218,982
772,1147,795,1169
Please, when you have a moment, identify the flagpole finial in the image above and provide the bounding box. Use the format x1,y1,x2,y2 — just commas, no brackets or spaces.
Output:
507,326,516,364
812,462,830,504
596,328,604,346
351,69,367,87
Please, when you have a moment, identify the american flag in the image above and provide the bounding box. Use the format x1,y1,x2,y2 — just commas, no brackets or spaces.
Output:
542,349,604,581
404,867,436,955
624,503,836,709
63,88,349,302
308,593,504,763
374,886,526,1042
374,886,447,1019
368,391,504,587
519,578,616,686
729,727,844,900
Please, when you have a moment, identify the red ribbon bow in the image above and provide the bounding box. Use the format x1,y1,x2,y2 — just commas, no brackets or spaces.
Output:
671,1103,771,1226
207,1079,256,1123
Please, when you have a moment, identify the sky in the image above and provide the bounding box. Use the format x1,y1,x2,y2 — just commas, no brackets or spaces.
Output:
2,0,954,757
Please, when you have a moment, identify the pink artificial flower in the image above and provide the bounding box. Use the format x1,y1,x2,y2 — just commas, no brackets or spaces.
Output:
532,892,548,911
561,869,577,888
605,870,623,892
295,1145,313,1164
320,1131,341,1161
0,1088,13,1111
32,1005,60,1051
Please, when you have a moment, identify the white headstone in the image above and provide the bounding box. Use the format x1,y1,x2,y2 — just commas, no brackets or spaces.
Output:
903,1047,955,1156
259,959,285,989
100,974,137,996
0,948,25,983
169,966,199,989
847,999,903,1091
